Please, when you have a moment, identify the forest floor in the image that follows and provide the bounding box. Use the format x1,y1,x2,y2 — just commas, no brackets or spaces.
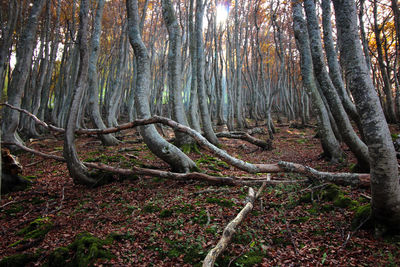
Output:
1,122,400,266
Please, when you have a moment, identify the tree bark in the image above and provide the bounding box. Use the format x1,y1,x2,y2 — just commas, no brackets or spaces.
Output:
333,0,400,234
126,0,196,172
63,0,97,185
87,0,119,146
292,0,343,162
1,0,45,148
162,0,194,147
303,0,370,170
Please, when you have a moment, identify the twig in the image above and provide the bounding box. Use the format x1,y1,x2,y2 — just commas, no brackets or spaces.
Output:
285,220,298,255
341,214,371,248
206,209,211,227
0,200,17,209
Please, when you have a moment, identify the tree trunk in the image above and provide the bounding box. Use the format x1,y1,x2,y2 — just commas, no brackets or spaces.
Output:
63,0,97,185
333,0,400,234
162,0,193,147
1,0,45,148
195,0,220,145
87,0,119,146
303,0,370,170
126,0,196,172
292,0,343,162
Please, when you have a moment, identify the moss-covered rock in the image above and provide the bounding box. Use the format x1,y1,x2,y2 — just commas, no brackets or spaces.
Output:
333,195,358,208
0,253,39,267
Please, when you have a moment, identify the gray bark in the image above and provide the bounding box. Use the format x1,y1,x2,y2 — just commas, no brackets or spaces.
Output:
292,0,343,162
87,0,119,146
126,0,196,172
195,0,219,145
63,0,96,185
162,0,193,147
333,0,400,233
321,0,361,129
1,0,45,148
303,0,370,170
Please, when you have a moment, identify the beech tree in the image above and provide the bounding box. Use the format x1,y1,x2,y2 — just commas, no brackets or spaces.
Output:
126,0,196,172
333,0,400,234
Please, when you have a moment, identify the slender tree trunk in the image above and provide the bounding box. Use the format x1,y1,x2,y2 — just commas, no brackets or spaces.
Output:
63,0,97,185
292,0,343,162
333,0,400,234
195,0,219,145
303,0,370,170
126,0,196,172
87,0,119,146
1,0,45,149
162,0,193,147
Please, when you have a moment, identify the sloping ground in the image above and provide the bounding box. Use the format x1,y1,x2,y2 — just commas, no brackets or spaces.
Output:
0,123,399,266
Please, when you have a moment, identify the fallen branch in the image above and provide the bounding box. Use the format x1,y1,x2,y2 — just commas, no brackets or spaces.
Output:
216,131,272,150
1,103,370,186
203,183,267,267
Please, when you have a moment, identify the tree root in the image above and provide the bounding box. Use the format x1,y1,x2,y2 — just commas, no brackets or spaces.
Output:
203,183,267,267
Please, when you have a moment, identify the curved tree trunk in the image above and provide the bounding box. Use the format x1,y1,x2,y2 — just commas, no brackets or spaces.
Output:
195,0,220,145
333,0,400,234
1,0,45,148
87,0,119,146
63,0,97,185
292,0,343,162
126,0,196,172
162,0,194,147
303,0,370,170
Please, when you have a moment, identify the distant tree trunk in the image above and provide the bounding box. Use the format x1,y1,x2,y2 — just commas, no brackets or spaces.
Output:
292,0,343,162
195,0,219,145
303,0,370,170
63,0,96,185
87,0,119,146
126,0,196,172
1,0,45,149
373,0,397,123
0,0,19,94
162,0,194,147
333,0,400,234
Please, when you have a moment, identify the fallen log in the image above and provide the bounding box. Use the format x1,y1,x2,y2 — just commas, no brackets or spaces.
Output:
4,142,301,186
203,183,267,267
1,104,371,187
216,132,272,150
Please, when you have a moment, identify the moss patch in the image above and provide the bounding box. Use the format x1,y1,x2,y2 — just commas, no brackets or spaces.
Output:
46,232,114,267
0,253,39,267
352,204,372,230
206,197,234,207
11,217,53,247
236,250,265,266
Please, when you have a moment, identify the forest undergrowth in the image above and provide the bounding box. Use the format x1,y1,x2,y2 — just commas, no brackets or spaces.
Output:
0,122,399,266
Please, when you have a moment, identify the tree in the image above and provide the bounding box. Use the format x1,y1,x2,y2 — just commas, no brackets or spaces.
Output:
292,0,343,162
303,0,370,170
195,0,220,145
126,0,196,172
63,0,97,185
162,0,194,147
87,0,120,146
1,0,46,148
333,0,400,234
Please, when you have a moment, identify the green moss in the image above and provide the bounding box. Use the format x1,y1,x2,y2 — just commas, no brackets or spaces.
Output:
180,143,201,154
333,195,358,208
192,210,210,225
159,209,174,218
17,217,53,240
46,232,114,267
143,204,161,213
4,204,23,215
291,216,310,224
0,253,39,267
236,251,264,266
321,204,334,212
352,204,372,230
205,226,217,234
205,197,234,207
322,184,340,201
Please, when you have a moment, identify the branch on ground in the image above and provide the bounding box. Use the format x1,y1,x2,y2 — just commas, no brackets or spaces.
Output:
203,183,267,267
